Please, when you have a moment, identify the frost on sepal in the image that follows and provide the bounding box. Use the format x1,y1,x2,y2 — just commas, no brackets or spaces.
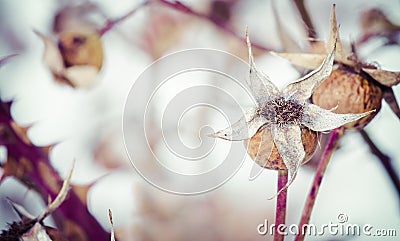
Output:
246,29,279,103
283,46,335,101
268,124,305,199
362,68,400,87
209,108,267,141
302,104,375,132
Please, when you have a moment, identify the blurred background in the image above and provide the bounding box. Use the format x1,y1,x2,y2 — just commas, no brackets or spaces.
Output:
0,0,399,240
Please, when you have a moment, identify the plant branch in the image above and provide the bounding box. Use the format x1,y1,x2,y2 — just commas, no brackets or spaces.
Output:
157,0,272,52
274,169,288,241
294,127,344,241
293,0,316,39
99,0,272,52
382,86,400,120
0,100,109,241
100,0,151,35
359,129,400,203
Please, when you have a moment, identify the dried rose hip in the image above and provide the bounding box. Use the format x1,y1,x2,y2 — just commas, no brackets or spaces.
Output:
312,68,382,129
244,126,318,170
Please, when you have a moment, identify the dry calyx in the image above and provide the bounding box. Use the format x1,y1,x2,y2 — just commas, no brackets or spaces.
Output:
273,5,399,129
35,29,103,89
209,28,373,198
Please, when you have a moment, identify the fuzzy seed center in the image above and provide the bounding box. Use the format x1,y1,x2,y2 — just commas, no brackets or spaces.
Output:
260,97,304,126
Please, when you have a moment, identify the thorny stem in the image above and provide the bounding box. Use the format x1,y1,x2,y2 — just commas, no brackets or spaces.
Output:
274,169,288,241
0,101,109,241
99,0,272,52
294,127,344,241
293,0,317,39
359,129,400,205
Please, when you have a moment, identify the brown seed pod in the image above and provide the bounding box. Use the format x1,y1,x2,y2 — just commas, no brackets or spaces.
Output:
57,30,103,69
312,68,382,129
244,126,319,170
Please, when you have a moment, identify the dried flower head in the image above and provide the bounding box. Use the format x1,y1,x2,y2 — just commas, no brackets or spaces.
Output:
35,30,103,89
209,30,373,197
312,67,383,129
274,5,399,128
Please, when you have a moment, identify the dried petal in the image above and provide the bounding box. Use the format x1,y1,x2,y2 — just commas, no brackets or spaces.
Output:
270,124,304,198
210,108,267,141
271,52,325,69
246,30,279,104
283,49,335,101
362,68,400,87
302,103,374,132
327,4,349,64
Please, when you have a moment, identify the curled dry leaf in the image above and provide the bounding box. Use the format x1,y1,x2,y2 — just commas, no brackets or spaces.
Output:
35,30,103,89
270,52,325,69
362,68,400,87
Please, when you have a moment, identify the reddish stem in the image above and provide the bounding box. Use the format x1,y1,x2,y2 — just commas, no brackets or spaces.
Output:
294,127,344,241
274,169,288,241
359,129,400,204
293,0,317,39
99,0,272,52
99,0,151,35
0,101,109,241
